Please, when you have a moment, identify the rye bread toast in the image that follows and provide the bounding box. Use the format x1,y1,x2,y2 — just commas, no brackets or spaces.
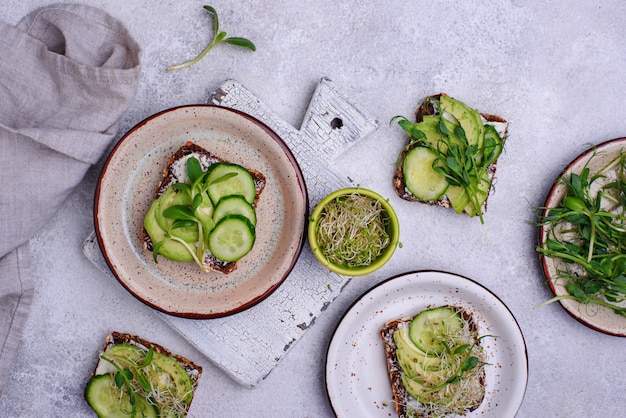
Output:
88,331,202,417
379,306,486,417
143,141,266,274
393,93,508,215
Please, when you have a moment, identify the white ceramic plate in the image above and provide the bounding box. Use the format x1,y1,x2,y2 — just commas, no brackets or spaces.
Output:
540,137,626,336
94,105,308,318
325,270,527,418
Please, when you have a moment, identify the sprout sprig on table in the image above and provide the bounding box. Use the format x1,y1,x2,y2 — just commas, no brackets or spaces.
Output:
167,5,256,71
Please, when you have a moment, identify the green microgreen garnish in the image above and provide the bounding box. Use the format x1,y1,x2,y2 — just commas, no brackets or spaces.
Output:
314,193,391,268
418,344,481,395
167,5,256,71
533,151,626,316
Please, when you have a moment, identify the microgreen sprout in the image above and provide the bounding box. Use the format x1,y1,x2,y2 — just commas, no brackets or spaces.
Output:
167,5,256,71
534,151,626,316
416,334,492,402
314,193,390,268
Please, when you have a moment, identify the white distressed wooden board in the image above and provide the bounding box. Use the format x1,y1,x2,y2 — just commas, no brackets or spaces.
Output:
83,77,378,387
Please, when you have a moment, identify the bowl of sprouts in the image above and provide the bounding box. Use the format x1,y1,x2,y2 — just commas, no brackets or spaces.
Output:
307,187,399,276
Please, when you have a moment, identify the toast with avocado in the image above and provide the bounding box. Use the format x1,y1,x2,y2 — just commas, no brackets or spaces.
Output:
143,141,266,274
392,94,508,223
85,331,202,417
379,306,487,418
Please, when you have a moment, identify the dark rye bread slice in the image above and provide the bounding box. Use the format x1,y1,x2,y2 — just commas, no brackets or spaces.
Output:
379,306,485,418
393,93,508,213
89,331,202,416
143,141,266,274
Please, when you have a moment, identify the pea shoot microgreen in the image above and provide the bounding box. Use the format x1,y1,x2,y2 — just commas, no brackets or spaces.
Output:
534,151,626,316
167,5,256,71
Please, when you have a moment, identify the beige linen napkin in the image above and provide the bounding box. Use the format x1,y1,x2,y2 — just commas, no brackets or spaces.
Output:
0,4,141,394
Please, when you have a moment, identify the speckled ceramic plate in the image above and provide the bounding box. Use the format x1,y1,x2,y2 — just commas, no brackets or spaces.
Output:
540,137,626,336
94,105,308,318
325,270,527,418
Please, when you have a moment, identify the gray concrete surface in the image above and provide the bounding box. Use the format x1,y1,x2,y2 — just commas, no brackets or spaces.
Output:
2,1,625,417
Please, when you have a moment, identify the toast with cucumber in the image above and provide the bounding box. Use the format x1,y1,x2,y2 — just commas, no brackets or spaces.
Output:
143,141,266,274
392,94,508,223
379,306,487,418
85,331,202,417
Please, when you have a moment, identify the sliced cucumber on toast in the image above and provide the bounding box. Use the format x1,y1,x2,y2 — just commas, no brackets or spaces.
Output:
206,162,257,205
144,154,262,269
85,374,158,418
408,306,463,354
213,194,257,226
402,146,449,201
208,214,256,262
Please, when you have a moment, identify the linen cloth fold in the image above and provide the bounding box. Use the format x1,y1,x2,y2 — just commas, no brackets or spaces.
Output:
0,3,141,394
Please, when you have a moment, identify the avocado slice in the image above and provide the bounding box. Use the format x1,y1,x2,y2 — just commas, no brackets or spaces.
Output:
446,170,490,217
401,373,455,406
421,115,463,152
401,374,426,400
144,199,194,262
411,117,445,147
445,185,470,214
393,328,444,377
150,352,194,405
103,344,145,367
193,191,215,246
439,95,483,148
154,187,199,244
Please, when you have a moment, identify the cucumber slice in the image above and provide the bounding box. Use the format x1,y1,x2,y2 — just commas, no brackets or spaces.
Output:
440,95,483,148
208,215,255,262
408,307,463,354
213,195,257,226
403,146,449,201
85,374,158,418
206,163,256,205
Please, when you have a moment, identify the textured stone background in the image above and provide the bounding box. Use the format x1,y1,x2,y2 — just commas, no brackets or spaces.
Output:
2,1,626,417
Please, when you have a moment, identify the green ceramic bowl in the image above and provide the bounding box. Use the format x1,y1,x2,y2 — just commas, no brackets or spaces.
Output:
307,187,400,276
